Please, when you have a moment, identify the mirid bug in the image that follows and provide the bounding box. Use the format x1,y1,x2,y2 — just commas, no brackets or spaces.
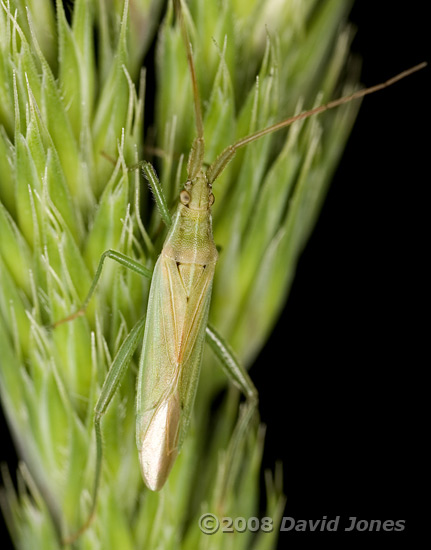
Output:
51,0,426,542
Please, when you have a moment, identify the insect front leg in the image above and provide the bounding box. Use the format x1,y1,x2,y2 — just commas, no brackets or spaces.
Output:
205,324,259,509
141,161,173,228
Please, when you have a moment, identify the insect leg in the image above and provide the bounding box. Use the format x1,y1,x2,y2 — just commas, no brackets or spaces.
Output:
63,316,146,544
52,250,152,327
205,324,259,508
101,155,172,228
52,158,172,328
141,161,172,228
206,324,257,403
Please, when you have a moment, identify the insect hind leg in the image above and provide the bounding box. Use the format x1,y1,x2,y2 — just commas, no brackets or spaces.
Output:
205,324,259,510
62,316,146,544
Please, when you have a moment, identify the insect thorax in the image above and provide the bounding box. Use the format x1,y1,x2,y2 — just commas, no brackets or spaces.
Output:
162,198,218,266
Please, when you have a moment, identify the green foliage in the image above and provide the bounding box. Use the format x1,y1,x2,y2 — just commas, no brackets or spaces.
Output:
0,0,359,548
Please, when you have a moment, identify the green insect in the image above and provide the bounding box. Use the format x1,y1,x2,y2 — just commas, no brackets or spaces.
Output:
53,0,425,541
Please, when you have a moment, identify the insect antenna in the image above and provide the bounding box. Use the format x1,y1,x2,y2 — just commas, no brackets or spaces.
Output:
207,61,427,185
173,0,205,178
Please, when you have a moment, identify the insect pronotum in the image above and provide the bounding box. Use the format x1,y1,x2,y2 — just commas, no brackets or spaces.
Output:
52,0,426,542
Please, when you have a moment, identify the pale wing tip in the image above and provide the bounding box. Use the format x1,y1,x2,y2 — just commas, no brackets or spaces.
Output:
140,454,169,491
137,392,181,491
139,445,179,491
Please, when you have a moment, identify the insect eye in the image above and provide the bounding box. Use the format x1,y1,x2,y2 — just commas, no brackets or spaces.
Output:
208,193,215,206
180,190,191,205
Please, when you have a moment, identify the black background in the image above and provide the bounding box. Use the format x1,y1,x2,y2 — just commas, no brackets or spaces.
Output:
251,2,428,549
1,1,429,548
